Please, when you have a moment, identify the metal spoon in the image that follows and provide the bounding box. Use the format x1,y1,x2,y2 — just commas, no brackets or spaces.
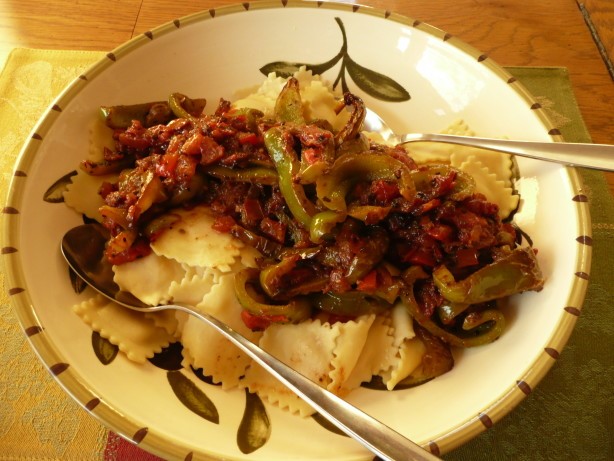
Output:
363,108,614,171
61,223,440,461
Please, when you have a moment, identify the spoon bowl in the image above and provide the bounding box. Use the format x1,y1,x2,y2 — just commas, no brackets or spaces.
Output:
363,108,614,171
61,223,440,461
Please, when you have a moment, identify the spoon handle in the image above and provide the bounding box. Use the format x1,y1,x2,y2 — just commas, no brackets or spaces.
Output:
157,304,440,461
399,133,614,172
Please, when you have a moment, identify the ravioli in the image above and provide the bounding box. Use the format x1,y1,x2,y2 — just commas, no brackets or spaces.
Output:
66,67,527,415
73,294,175,363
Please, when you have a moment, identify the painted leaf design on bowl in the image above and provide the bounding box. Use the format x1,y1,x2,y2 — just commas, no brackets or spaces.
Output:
260,18,410,102
167,370,220,424
43,170,76,203
68,265,88,294
148,341,184,371
311,412,348,437
190,366,223,386
237,389,271,454
91,331,119,365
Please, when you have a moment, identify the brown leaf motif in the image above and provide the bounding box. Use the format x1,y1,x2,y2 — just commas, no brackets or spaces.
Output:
237,389,271,453
260,17,409,102
311,412,348,437
43,170,76,203
167,370,219,424
148,342,184,371
92,331,119,365
68,266,88,294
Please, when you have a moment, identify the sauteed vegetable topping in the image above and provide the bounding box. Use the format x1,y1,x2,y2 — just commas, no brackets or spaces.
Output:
77,76,544,390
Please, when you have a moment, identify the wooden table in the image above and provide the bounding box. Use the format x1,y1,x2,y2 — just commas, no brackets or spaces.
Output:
1,0,612,192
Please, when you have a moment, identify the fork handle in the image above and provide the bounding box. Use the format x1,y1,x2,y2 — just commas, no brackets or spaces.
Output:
399,133,614,172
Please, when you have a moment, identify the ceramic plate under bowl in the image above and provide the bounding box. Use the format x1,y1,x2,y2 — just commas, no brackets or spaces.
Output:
3,1,591,460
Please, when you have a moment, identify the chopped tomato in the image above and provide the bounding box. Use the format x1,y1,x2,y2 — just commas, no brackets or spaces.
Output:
105,239,151,265
402,247,436,267
240,310,288,331
156,152,179,177
456,248,479,268
426,223,454,242
431,170,456,197
199,137,225,165
117,121,152,150
371,180,400,203
238,132,262,145
241,198,264,225
356,269,378,292
260,217,287,243
302,147,321,164
181,131,205,155
98,181,116,199
414,198,441,215
212,215,236,233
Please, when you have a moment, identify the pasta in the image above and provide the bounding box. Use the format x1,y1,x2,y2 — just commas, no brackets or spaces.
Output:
149,206,248,271
455,156,519,219
182,274,263,389
73,294,175,363
65,67,544,415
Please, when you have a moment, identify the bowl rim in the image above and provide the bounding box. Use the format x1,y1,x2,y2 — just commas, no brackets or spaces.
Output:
1,1,592,459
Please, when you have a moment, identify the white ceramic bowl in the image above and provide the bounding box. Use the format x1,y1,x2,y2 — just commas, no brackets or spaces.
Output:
3,2,591,460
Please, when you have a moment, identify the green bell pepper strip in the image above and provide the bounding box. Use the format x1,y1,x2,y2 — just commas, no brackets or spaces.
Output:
229,225,284,259
432,247,544,305
234,268,312,323
230,223,321,261
315,152,416,212
143,212,182,240
437,302,471,325
100,102,166,129
461,308,506,337
258,256,299,299
309,210,346,243
298,143,336,184
100,95,207,129
394,323,454,389
168,92,207,120
224,107,264,132
277,246,321,260
344,225,390,284
259,254,329,299
297,161,329,184
264,127,317,228
401,266,506,347
168,173,206,206
274,77,305,124
412,164,475,201
310,291,390,317
347,204,392,224
368,277,403,304
205,165,279,185
336,132,371,157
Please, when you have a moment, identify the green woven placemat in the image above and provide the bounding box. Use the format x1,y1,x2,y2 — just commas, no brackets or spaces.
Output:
445,67,614,461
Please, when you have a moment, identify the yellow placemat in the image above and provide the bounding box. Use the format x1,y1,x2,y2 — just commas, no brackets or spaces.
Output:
0,49,108,461
0,49,612,461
